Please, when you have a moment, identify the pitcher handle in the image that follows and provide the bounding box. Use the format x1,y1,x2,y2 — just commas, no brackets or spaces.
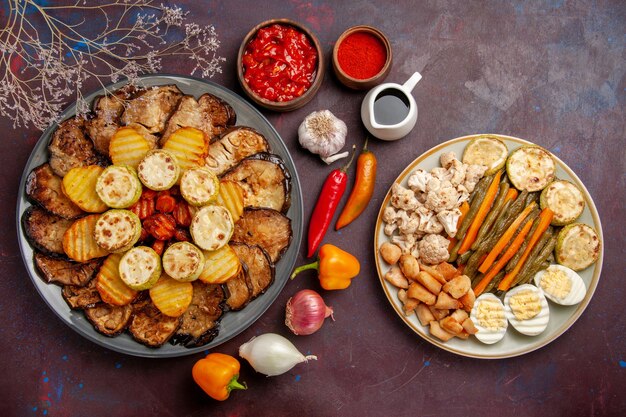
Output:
402,71,422,93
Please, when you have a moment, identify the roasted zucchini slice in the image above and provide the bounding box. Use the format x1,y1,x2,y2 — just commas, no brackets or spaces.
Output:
171,281,225,347
23,206,74,255
221,153,291,213
230,243,274,299
137,149,180,191
180,167,219,206
162,241,205,282
555,223,600,271
85,303,133,337
129,298,181,348
540,180,585,226
26,163,84,219
506,145,556,192
96,165,142,209
118,246,162,290
190,205,234,251
93,209,142,253
462,136,508,175
230,208,292,263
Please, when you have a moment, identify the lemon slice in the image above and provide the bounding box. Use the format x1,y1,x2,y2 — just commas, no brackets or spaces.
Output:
180,167,219,206
462,136,508,175
190,205,234,251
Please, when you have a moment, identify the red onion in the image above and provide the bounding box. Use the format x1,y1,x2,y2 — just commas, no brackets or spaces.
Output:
285,289,334,335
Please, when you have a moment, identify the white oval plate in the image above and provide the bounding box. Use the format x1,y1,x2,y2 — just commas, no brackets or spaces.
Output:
374,134,603,359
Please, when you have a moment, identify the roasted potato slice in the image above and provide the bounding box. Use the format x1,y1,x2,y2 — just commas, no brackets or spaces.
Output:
162,126,209,171
216,180,244,223
95,253,138,306
109,126,152,169
62,165,108,213
230,208,292,263
149,274,194,317
62,214,110,262
199,244,241,284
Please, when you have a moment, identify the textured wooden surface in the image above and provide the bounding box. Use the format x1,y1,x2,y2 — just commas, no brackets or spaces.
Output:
1,1,625,416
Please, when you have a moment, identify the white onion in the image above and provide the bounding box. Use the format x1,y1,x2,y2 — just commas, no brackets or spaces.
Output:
285,289,334,335
239,333,317,377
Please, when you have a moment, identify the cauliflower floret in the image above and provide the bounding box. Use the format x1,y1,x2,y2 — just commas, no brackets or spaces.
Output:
382,206,398,224
464,164,488,193
418,234,450,265
384,223,398,236
426,177,441,193
415,206,444,234
456,184,470,205
439,151,458,169
424,184,459,212
398,211,420,235
390,183,420,211
407,169,432,193
436,208,462,237
391,234,417,255
448,159,467,187
431,167,452,182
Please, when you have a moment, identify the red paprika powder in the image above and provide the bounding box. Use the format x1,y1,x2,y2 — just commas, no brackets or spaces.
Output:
337,31,387,80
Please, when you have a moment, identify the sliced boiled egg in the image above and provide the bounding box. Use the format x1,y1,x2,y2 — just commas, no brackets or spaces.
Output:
470,293,508,344
504,284,550,336
534,264,587,306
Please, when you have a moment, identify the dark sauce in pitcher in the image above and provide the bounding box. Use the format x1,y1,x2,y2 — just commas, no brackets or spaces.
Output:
373,88,410,125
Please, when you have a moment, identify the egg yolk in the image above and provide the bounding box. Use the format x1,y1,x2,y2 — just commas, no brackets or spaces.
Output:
509,289,541,320
540,268,571,301
476,299,506,331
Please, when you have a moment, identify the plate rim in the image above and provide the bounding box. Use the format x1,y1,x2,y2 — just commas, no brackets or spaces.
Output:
373,133,604,359
16,73,304,358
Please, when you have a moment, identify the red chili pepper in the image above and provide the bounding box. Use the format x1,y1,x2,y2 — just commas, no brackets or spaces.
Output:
307,147,356,258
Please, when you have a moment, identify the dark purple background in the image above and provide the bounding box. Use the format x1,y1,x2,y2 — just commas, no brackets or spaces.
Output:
1,1,624,416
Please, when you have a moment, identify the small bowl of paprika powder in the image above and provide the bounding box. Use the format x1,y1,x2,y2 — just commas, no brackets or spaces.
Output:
237,18,324,112
332,25,392,90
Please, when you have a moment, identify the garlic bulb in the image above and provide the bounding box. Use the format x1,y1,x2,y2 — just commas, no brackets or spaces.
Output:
239,333,317,377
298,110,348,164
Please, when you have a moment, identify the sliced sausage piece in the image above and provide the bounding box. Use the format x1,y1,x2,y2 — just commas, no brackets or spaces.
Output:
85,303,133,337
121,84,183,133
26,163,84,219
206,127,270,176
231,208,292,263
34,252,102,287
22,206,74,255
48,117,100,177
230,243,274,299
128,298,181,348
62,278,101,309
171,281,224,347
223,265,253,311
221,153,291,213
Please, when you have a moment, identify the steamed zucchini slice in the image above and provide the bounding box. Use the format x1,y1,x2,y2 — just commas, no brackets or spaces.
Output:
93,209,142,253
96,165,142,208
506,145,556,192
540,180,585,225
180,167,219,206
162,241,205,282
119,246,162,290
137,149,180,191
555,223,600,271
462,136,508,175
190,205,234,251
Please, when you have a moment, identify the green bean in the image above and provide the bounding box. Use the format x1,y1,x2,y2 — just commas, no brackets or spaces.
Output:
483,270,506,293
457,249,473,265
512,233,557,287
464,247,486,279
480,190,529,250
447,238,462,263
470,182,510,251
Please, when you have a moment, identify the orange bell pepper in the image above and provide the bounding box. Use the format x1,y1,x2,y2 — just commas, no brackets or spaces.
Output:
192,353,247,401
291,244,360,290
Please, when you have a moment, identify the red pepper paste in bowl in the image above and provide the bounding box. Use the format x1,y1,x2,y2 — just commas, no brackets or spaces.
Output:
242,23,318,102
337,31,387,80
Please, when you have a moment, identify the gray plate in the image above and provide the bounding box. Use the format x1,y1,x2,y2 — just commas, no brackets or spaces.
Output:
16,74,303,358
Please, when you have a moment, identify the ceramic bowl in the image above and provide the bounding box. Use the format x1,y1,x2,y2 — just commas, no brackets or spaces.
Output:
332,25,392,90
237,18,324,112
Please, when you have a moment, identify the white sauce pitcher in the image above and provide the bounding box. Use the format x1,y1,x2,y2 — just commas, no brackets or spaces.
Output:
361,71,421,141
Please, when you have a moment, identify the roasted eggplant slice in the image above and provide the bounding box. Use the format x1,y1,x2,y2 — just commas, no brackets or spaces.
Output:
62,278,101,309
26,163,84,219
221,153,291,213
22,206,74,255
85,85,136,156
223,264,253,311
198,93,236,138
231,208,292,263
129,298,181,348
160,95,214,146
171,281,224,347
48,117,100,177
85,303,133,337
230,243,274,299
35,252,102,287
121,84,183,134
205,127,269,176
